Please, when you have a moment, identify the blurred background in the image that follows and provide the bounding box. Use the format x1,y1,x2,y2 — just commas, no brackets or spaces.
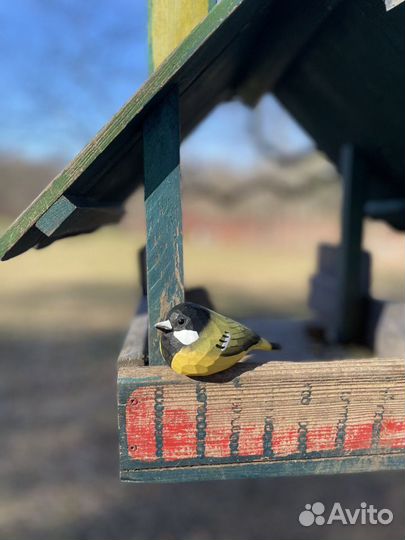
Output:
0,1,403,539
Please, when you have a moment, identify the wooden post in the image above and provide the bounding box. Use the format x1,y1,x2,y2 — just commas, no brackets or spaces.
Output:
143,0,216,364
143,89,184,365
336,144,366,343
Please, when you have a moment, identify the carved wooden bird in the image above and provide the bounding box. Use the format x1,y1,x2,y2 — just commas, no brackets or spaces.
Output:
155,302,281,376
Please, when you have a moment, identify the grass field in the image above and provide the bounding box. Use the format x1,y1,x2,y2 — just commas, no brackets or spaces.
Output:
0,209,402,336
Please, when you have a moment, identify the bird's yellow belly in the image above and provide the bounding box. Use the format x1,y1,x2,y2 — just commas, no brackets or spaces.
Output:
171,350,246,376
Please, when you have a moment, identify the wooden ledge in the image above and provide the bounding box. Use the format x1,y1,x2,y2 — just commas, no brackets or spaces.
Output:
118,354,405,482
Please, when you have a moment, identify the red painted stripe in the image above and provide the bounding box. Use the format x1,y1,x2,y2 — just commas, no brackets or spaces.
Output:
345,423,373,451
306,425,337,452
205,404,233,458
163,406,197,460
238,424,264,456
126,384,405,464
380,419,405,449
272,427,299,456
126,387,156,461
205,427,231,457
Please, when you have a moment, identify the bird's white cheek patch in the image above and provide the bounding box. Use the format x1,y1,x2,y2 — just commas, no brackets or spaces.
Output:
173,330,199,345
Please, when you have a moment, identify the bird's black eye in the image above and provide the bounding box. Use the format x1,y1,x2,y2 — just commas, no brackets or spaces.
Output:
178,317,185,325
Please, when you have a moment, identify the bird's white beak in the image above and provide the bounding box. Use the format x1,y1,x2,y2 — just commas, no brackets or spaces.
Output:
154,319,173,332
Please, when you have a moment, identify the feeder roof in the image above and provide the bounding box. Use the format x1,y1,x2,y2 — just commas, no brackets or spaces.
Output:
1,0,403,260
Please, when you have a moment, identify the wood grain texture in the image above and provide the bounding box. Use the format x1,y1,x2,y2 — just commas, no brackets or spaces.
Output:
149,0,209,70
117,299,148,370
121,454,405,483
118,356,405,482
35,195,123,239
143,89,184,365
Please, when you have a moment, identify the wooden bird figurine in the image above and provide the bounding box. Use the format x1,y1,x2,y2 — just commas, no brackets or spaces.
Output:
155,302,281,376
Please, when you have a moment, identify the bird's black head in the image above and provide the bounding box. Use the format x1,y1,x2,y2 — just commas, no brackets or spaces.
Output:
154,302,211,365
155,302,210,334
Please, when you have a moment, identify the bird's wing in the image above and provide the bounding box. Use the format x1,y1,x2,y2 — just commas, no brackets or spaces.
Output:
210,313,260,358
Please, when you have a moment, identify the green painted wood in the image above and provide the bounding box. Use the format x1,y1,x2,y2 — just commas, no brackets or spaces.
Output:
36,195,123,240
143,88,184,365
238,0,342,105
121,453,405,483
274,0,404,230
336,145,366,343
36,196,77,236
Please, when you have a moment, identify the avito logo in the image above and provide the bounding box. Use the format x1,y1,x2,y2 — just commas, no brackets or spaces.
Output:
298,501,393,527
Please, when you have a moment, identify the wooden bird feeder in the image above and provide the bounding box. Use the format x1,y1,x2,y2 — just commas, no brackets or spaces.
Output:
1,0,404,483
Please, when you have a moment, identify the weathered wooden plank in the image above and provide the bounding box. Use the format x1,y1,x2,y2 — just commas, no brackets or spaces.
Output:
35,196,76,236
117,300,148,370
336,145,366,343
118,356,405,482
35,195,123,239
149,0,210,71
143,89,184,365
121,453,405,483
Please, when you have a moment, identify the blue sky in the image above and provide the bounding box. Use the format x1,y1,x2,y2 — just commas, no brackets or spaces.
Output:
0,0,312,169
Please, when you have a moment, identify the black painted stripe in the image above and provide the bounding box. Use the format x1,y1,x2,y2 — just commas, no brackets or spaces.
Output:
263,416,274,458
298,422,308,455
372,404,385,450
196,383,207,459
230,381,242,456
335,391,351,452
154,386,164,459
